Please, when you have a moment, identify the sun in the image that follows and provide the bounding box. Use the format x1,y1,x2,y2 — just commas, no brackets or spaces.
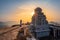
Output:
31,11,34,16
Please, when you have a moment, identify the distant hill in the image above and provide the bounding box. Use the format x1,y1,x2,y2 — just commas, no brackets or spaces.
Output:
0,21,19,28
0,22,7,28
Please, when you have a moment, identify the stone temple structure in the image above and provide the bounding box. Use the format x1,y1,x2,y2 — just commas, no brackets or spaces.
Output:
32,7,48,25
31,7,50,39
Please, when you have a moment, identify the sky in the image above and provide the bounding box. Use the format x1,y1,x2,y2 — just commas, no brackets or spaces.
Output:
0,0,60,23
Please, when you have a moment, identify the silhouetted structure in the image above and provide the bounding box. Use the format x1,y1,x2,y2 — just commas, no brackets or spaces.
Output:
32,7,48,25
31,7,50,39
20,20,22,27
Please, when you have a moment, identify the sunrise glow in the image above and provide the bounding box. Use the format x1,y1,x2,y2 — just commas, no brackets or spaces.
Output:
0,0,60,23
31,11,34,16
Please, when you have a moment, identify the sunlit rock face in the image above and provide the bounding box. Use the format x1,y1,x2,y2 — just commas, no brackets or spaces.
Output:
31,7,50,38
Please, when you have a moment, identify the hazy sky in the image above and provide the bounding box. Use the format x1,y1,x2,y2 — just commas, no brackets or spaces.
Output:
0,0,60,23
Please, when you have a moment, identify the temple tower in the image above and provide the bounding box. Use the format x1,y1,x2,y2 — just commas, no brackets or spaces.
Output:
32,7,48,26
31,7,50,39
